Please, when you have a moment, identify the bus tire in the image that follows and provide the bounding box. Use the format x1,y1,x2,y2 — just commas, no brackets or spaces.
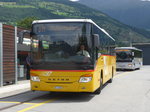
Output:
93,74,103,95
108,67,114,83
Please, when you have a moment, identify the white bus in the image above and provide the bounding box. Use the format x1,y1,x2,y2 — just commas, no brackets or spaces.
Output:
115,47,143,70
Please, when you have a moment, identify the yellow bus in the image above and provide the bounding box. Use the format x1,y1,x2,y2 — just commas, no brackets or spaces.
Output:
28,19,116,94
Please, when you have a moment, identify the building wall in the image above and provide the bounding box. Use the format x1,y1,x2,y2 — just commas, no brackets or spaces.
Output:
0,23,30,86
3,24,16,85
133,44,150,65
0,23,3,86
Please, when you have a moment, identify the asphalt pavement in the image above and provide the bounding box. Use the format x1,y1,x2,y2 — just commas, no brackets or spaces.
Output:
0,70,137,99
0,66,150,112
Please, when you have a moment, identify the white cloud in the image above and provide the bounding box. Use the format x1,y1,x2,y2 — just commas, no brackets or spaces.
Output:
141,0,150,1
69,0,79,2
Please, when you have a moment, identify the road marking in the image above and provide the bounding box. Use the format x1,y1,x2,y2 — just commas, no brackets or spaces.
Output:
0,101,36,105
18,98,58,112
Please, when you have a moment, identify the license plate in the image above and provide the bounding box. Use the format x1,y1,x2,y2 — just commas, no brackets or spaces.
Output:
55,86,62,89
120,65,125,67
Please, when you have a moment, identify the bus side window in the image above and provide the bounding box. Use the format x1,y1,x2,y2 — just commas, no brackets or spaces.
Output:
110,47,115,56
98,47,107,55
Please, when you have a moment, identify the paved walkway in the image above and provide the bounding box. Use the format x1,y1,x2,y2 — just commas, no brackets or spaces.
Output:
0,80,30,98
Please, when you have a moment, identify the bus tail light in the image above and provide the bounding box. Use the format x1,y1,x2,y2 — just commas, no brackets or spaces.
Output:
79,74,93,83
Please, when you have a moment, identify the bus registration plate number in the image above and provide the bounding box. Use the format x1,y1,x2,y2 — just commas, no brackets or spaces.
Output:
55,86,62,89
120,65,125,67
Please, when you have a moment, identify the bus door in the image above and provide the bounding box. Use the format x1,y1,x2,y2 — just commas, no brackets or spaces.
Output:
103,55,110,83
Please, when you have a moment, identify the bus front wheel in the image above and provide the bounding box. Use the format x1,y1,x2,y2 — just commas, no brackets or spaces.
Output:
93,76,103,94
108,68,114,83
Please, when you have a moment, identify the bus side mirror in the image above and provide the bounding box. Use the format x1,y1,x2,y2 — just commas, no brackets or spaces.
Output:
18,30,31,44
93,34,100,48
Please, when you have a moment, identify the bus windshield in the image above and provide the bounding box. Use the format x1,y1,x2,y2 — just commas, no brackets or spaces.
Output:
116,50,133,62
31,22,94,70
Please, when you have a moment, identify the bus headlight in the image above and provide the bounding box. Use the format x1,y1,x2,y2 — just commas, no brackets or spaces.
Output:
31,76,40,82
79,74,92,83
128,64,132,67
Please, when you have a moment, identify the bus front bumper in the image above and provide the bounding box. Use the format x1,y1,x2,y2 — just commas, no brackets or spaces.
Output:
31,81,94,93
116,62,135,70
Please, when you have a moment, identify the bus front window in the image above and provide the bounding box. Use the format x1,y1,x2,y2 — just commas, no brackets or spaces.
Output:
116,50,133,62
31,23,93,70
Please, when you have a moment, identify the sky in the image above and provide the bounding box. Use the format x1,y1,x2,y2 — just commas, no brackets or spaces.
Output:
69,0,79,2
141,0,150,1
69,0,150,2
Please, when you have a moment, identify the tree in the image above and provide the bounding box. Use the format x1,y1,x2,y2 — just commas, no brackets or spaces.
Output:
17,16,38,29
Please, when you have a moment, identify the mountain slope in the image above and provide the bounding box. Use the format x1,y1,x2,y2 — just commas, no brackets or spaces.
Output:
0,0,150,46
79,0,150,30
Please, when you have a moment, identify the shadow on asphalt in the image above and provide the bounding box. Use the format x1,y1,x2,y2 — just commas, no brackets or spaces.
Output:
0,90,96,103
0,80,114,103
117,68,140,72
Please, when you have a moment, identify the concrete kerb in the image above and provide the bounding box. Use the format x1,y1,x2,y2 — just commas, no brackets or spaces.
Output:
0,80,30,99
